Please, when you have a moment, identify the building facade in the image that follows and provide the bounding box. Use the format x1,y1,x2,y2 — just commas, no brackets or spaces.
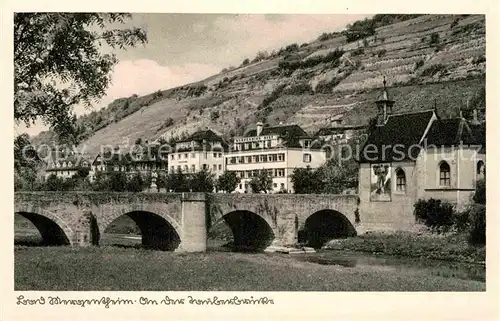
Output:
167,129,227,179
44,152,91,180
89,141,168,182
226,122,326,193
357,80,486,232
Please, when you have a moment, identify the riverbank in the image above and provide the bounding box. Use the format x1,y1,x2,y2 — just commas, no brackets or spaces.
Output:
14,246,484,291
323,231,485,264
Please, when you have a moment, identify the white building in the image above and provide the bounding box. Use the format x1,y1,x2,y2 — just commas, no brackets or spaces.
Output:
168,129,227,178
226,122,326,193
44,152,90,180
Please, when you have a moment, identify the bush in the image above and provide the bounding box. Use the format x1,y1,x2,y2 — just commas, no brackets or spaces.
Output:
284,83,312,95
473,179,485,204
351,48,364,56
428,32,440,46
414,59,425,71
421,64,446,77
413,198,454,232
376,49,387,57
210,111,220,121
468,204,485,245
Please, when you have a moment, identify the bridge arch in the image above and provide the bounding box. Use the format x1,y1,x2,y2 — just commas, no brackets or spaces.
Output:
14,204,74,246
100,206,182,251
212,210,275,251
299,209,357,248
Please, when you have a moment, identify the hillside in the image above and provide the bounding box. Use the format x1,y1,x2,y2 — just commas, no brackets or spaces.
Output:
31,14,486,157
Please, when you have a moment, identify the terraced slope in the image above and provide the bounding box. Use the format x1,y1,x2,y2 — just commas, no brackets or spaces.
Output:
32,14,485,157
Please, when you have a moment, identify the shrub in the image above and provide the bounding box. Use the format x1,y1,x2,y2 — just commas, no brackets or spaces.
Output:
414,59,425,71
376,49,387,57
284,83,312,95
421,64,446,77
473,179,486,204
428,32,440,46
210,111,220,121
241,58,250,66
351,48,364,56
413,198,454,232
468,204,486,245
473,55,486,65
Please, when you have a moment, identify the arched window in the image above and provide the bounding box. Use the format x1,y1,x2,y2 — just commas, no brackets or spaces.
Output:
477,160,485,178
439,161,451,186
395,168,406,192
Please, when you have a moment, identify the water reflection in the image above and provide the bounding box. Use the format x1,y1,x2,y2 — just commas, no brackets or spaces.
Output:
294,250,485,282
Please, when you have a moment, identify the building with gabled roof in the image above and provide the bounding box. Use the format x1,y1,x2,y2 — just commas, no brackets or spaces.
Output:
167,129,227,178
357,79,486,232
227,122,326,193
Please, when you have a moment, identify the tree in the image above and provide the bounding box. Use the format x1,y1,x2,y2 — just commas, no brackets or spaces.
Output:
92,171,110,191
291,166,324,194
127,172,145,192
217,171,240,193
44,174,65,191
108,171,128,192
241,58,250,66
166,169,190,192
76,167,90,179
156,171,167,191
14,13,147,142
249,170,273,193
189,169,215,192
14,133,39,171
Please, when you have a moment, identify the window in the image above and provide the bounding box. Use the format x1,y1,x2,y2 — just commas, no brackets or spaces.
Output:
203,164,208,170
177,165,181,172
191,164,196,172
213,164,217,171
277,169,285,177
204,152,208,159
303,153,311,163
177,154,181,159
239,184,242,189
213,153,217,158
439,162,451,186
191,153,195,158
230,157,236,164
395,168,406,192
304,140,310,148
171,154,174,160
184,153,188,159
273,183,277,188
247,156,252,163
477,160,485,179
254,155,260,163
277,153,284,161
280,183,285,189
184,165,188,172
218,164,222,170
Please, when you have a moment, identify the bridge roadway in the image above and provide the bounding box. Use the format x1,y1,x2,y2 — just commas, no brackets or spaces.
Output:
14,192,360,252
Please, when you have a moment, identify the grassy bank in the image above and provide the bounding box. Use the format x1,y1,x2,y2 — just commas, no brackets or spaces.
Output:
324,232,485,264
15,246,484,291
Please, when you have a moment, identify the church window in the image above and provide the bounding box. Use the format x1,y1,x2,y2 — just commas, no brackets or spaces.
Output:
395,168,406,192
439,161,451,186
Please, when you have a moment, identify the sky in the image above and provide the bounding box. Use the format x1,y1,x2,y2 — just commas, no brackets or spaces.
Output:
15,13,371,136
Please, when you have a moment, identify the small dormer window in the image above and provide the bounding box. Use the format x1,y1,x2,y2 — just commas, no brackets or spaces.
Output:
304,140,311,148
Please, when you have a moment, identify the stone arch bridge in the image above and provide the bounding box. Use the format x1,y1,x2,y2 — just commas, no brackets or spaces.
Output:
14,192,360,252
